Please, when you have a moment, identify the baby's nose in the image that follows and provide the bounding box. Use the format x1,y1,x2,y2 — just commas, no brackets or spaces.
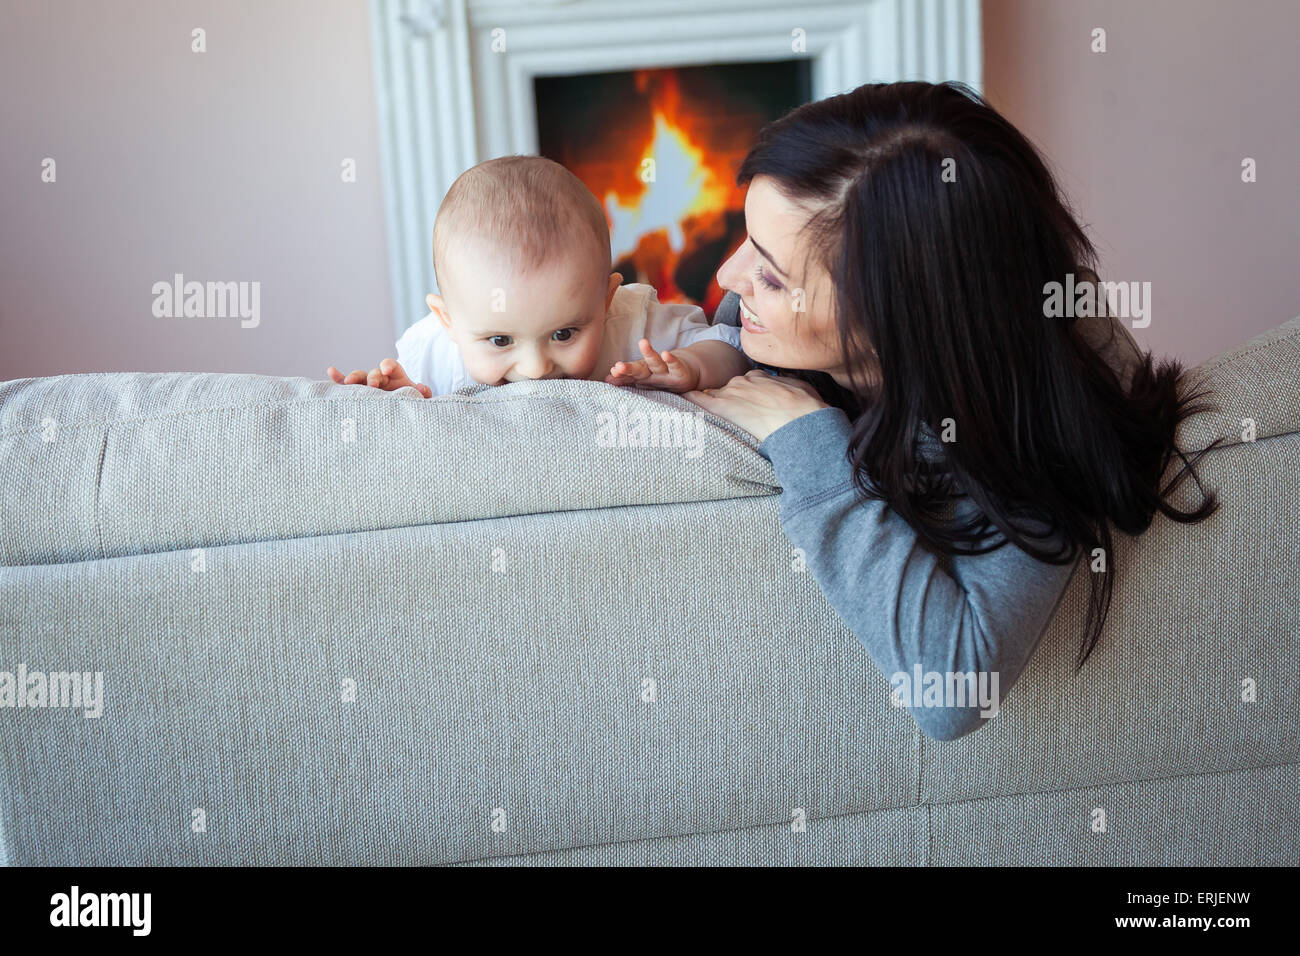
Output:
517,357,555,379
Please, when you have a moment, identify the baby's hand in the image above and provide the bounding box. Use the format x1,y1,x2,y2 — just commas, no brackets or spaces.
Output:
605,338,700,392
327,359,433,398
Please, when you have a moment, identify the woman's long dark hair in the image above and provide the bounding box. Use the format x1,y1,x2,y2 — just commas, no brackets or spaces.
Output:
739,81,1222,669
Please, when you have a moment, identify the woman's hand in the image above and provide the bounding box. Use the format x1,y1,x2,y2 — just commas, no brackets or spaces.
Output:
683,369,830,442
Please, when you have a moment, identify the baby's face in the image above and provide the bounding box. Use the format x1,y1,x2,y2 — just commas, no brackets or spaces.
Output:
436,246,618,385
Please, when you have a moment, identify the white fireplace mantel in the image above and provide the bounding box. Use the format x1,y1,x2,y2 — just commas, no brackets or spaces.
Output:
369,0,981,334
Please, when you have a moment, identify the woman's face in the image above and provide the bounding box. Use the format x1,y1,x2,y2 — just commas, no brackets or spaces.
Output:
716,175,853,387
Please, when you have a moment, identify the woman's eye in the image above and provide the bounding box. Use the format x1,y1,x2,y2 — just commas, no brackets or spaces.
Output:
552,328,576,342
488,335,512,348
753,262,783,292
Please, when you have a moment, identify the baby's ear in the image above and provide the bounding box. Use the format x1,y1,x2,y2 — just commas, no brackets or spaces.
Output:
605,272,622,307
426,293,452,329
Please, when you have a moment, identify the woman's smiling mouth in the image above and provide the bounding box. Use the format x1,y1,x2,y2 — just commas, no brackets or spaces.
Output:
738,299,769,333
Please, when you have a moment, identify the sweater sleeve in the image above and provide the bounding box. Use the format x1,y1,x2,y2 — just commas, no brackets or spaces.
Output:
757,406,1080,741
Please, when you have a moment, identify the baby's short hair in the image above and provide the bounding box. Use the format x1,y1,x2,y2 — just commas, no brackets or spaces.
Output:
432,155,611,295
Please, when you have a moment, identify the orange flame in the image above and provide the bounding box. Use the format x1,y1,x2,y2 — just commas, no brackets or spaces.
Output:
605,107,730,259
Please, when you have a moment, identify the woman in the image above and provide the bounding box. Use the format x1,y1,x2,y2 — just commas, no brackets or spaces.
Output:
684,81,1222,741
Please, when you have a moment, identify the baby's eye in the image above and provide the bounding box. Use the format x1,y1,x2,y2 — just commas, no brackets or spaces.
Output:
488,335,512,348
552,328,576,342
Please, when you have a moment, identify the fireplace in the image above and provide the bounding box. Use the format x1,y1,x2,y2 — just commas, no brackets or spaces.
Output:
368,0,981,336
535,62,811,316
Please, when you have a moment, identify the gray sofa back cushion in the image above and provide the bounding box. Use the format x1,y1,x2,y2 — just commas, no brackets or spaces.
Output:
0,376,774,567
2,317,1297,569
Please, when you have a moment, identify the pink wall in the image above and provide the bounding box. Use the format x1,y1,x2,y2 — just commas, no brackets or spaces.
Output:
0,0,394,380
983,0,1300,366
2,1,1295,380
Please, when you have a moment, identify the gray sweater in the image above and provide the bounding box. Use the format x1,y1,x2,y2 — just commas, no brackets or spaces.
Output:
713,290,1142,741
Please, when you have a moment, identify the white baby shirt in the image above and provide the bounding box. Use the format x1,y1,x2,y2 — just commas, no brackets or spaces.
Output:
394,283,744,395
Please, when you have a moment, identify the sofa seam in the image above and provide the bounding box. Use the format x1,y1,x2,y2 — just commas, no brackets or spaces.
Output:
0,776,8,866
441,758,1300,866
441,802,930,867
913,757,1300,812
1193,329,1300,373
0,492,784,571
92,426,108,559
914,725,924,805
917,727,930,865
1170,424,1298,459
924,805,933,866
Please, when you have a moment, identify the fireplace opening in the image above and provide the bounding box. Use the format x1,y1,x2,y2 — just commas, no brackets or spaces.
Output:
535,60,812,318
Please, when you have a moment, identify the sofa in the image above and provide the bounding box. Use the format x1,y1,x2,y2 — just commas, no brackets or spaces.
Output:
1,315,1297,866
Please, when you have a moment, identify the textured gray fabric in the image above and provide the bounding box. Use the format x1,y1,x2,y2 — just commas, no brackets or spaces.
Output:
454,762,1298,866
0,499,916,865
927,761,1300,866
0,374,774,567
455,804,927,866
922,434,1300,802
0,317,1296,865
917,317,1300,800
1176,315,1300,453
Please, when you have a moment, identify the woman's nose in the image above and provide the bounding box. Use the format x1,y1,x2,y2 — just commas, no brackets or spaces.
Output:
716,241,753,296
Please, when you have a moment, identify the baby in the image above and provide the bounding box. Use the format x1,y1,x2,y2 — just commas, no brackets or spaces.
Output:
328,155,751,397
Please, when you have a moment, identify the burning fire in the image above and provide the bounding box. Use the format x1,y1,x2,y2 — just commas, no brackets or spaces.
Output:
605,107,730,260
591,69,745,310
538,61,807,312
